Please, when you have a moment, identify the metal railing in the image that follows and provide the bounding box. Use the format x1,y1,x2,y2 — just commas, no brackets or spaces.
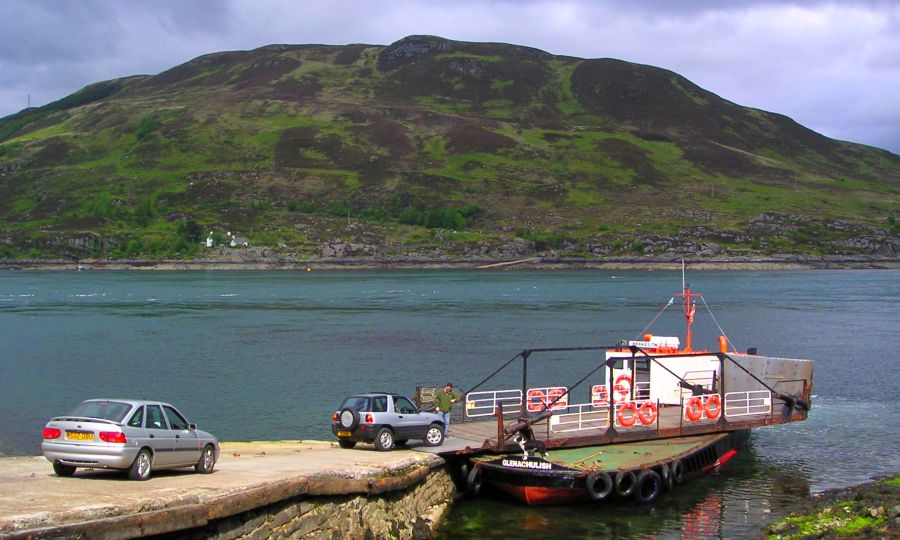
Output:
724,390,772,418
465,389,522,418
634,381,651,400
549,402,611,433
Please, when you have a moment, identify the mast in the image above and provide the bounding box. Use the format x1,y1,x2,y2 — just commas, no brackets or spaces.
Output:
675,261,702,351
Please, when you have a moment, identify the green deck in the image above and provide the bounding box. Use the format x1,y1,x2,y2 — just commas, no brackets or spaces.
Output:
538,433,724,470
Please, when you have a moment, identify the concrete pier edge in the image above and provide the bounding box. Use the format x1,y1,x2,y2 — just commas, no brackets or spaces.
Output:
0,441,456,540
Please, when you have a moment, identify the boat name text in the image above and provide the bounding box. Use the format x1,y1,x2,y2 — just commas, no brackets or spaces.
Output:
501,459,553,470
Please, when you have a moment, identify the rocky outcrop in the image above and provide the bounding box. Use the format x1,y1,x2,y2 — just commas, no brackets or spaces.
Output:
177,467,455,540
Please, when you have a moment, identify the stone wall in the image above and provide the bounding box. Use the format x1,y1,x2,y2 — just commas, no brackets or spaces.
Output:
167,467,456,540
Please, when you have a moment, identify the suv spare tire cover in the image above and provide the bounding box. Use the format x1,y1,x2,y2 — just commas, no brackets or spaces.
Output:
339,407,360,430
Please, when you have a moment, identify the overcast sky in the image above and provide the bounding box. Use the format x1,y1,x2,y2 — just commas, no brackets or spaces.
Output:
1,0,898,153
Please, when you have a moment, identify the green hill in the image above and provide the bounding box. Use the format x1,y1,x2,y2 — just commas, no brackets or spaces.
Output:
0,35,897,261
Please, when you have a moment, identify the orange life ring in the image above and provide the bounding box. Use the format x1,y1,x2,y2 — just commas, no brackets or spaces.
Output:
617,402,638,427
614,374,633,403
685,396,704,421
526,389,546,412
704,394,722,419
637,401,658,425
591,384,609,407
547,387,567,410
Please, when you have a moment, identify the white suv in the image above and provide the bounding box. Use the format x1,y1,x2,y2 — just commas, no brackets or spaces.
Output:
331,393,445,450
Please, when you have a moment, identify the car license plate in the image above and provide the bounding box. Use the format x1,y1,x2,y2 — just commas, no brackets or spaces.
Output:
337,431,351,437
65,431,93,441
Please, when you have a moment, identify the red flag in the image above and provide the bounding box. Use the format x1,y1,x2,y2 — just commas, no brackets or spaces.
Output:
687,303,696,324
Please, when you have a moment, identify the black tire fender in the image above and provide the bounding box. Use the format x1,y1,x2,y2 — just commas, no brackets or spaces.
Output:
615,470,637,498
585,471,614,501
633,469,662,504
457,462,470,490
659,463,674,492
670,459,685,484
466,465,483,496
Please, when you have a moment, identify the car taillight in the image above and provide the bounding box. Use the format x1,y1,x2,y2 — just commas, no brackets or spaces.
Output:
43,427,61,439
365,414,374,423
99,431,127,443
332,412,339,422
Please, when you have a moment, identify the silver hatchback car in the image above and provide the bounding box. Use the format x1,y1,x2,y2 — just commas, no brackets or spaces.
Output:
41,399,220,480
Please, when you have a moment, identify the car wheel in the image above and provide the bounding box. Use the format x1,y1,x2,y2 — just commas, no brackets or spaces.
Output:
53,463,76,477
128,448,153,481
338,439,357,449
339,407,360,430
374,427,395,451
424,424,445,447
195,445,216,474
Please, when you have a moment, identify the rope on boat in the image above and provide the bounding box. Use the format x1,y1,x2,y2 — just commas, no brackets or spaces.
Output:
464,345,613,397
635,297,674,340
463,350,526,396
503,352,617,439
699,294,739,352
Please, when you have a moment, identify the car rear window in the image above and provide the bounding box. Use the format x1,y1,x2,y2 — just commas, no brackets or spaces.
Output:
68,401,132,423
340,396,370,412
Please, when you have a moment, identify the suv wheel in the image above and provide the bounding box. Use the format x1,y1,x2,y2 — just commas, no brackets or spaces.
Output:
374,427,395,451
424,424,445,447
339,407,360,430
338,439,357,449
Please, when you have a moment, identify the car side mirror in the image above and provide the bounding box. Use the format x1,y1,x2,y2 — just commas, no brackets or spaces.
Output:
189,423,197,430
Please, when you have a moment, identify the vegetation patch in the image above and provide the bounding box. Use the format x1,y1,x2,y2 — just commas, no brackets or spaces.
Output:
0,35,896,259
767,475,898,540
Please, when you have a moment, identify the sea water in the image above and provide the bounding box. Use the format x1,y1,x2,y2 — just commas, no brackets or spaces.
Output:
0,269,897,538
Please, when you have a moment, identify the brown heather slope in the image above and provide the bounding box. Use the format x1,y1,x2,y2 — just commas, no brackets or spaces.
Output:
0,35,897,262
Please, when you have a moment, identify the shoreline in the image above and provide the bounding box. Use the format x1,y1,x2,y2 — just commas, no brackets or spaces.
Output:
1,255,898,271
767,475,899,539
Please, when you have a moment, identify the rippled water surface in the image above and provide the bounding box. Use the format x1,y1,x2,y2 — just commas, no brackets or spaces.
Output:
1,269,897,538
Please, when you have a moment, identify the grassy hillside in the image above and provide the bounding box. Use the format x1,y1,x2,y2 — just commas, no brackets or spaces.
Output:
0,35,897,261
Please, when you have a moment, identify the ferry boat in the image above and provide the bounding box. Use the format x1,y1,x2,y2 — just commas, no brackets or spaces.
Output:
440,271,813,505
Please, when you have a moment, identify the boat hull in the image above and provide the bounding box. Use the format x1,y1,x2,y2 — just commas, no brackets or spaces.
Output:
475,430,750,505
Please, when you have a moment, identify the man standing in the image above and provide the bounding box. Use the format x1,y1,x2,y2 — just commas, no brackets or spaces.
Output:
433,383,461,435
